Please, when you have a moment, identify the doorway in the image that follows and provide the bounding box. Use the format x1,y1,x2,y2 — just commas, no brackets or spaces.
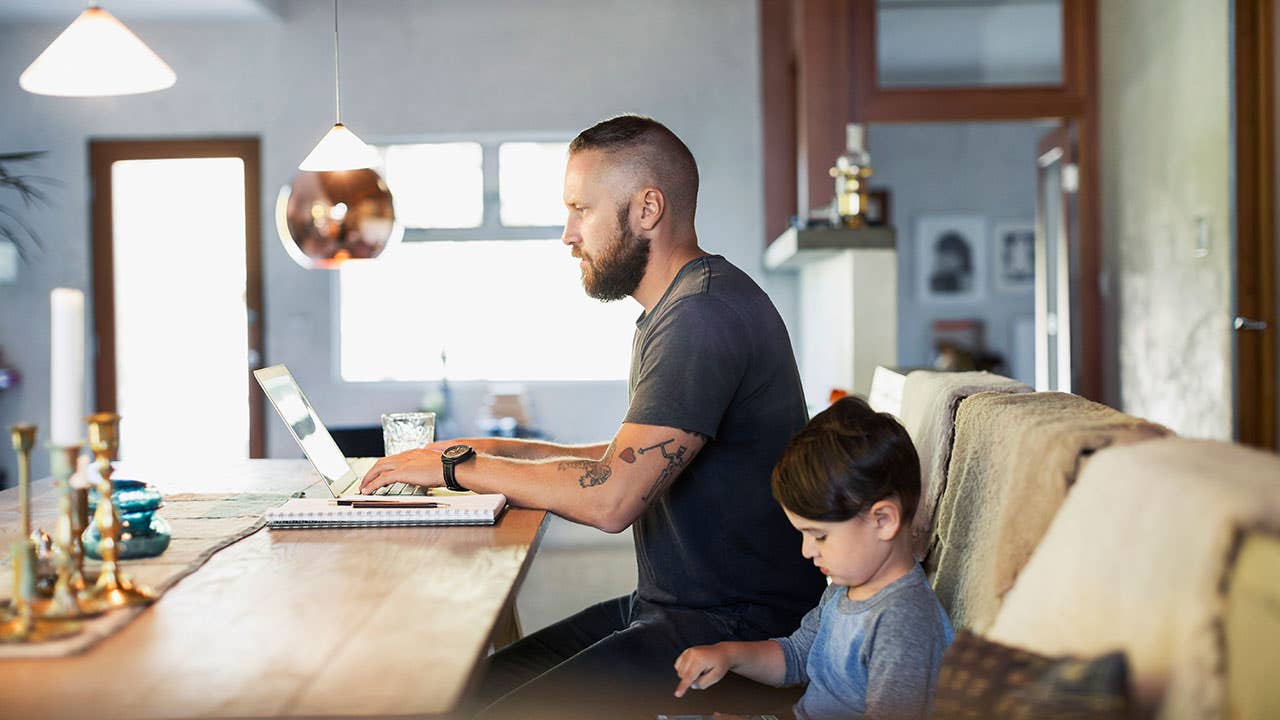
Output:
89,138,265,462
763,0,1102,398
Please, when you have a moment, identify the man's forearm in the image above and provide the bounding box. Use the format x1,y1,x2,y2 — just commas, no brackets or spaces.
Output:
489,438,610,461
452,452,626,531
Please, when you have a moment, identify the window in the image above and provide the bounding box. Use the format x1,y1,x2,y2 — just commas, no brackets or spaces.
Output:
381,142,483,229
339,139,637,383
498,143,573,226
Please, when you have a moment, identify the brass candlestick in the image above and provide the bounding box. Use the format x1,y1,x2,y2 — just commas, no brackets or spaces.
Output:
70,470,90,593
1,425,80,643
78,413,154,613
13,426,34,543
32,445,94,620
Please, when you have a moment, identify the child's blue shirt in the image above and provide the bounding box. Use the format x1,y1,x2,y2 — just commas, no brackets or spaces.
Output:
772,564,954,720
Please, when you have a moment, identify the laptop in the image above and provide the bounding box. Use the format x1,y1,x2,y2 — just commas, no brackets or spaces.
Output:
253,365,429,498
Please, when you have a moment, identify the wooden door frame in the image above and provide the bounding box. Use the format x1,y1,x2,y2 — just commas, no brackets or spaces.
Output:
849,0,1093,122
761,0,800,243
88,138,266,458
1234,0,1277,449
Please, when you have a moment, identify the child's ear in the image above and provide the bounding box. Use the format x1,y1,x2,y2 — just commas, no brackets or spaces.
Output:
869,499,902,540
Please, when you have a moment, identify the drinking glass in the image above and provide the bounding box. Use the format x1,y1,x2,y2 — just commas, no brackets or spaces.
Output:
381,412,436,455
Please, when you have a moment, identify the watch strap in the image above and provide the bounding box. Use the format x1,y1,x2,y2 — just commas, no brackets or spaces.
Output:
443,461,467,492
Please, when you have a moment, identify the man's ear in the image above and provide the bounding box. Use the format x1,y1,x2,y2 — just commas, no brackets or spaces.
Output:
869,499,902,540
638,187,665,231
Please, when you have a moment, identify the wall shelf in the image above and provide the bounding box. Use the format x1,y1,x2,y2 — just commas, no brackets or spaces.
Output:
764,225,897,271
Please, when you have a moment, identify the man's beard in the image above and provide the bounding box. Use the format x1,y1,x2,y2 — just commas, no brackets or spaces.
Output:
578,204,651,301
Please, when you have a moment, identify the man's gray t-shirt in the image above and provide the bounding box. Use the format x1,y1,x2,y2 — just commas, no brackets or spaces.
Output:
774,565,955,720
624,254,825,631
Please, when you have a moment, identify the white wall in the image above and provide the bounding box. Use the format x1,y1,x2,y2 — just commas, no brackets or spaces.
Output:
0,0,796,481
867,121,1045,380
796,248,897,409
1099,0,1232,439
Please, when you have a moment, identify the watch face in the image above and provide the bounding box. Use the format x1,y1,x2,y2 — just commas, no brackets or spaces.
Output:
443,444,472,461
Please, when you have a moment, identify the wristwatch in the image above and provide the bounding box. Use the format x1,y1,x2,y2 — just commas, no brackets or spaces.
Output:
441,444,476,492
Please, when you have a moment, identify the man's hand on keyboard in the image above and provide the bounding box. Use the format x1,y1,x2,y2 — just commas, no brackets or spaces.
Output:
359,448,445,495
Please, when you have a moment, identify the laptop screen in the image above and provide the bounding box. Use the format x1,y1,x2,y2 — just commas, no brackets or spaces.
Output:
254,365,358,496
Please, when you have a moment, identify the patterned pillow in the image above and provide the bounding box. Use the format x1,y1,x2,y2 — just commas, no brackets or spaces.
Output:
931,631,1131,720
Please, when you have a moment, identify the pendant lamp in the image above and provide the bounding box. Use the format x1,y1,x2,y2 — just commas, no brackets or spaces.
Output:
20,5,175,97
299,0,377,171
275,168,402,269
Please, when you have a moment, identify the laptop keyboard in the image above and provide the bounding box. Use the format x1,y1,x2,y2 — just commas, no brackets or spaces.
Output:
371,482,429,496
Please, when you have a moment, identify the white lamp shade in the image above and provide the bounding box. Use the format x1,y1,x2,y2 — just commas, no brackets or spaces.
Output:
19,7,176,97
299,123,379,172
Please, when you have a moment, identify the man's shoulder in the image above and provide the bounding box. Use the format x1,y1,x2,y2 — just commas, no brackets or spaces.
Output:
655,257,761,319
648,289,745,336
661,255,756,301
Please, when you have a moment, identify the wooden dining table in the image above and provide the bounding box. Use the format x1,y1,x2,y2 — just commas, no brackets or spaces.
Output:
0,459,549,719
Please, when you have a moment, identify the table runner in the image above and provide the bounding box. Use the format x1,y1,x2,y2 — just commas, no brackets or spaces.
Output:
0,492,290,659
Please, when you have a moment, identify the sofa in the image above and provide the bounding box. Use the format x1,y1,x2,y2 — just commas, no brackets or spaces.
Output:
870,368,1280,720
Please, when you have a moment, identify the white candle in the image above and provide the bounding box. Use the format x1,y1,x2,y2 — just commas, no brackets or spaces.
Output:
50,288,85,446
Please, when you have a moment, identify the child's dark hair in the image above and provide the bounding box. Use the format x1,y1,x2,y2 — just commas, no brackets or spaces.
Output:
771,396,921,522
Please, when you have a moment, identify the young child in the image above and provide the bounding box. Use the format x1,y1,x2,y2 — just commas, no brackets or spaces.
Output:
673,396,954,720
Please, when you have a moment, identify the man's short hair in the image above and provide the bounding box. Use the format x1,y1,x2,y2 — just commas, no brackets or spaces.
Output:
771,396,922,523
570,114,700,222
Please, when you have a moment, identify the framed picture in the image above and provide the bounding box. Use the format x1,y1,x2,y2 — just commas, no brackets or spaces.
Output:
993,221,1035,291
915,213,987,303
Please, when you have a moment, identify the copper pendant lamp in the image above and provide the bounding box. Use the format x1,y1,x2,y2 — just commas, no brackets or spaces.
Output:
275,169,402,270
277,0,400,268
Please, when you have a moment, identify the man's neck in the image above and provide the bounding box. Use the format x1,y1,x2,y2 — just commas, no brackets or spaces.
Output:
632,236,708,313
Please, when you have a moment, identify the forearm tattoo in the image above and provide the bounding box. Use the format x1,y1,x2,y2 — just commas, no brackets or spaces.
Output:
560,441,617,488
559,459,611,487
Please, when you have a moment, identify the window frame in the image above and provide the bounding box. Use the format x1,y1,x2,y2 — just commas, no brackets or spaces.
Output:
374,131,572,243
333,132,639,387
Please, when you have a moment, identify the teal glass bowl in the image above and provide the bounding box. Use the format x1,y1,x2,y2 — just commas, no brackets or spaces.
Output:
87,478,163,515
83,479,169,559
83,514,171,560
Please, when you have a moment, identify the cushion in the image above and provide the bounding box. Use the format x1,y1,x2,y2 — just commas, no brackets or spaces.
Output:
987,438,1280,719
931,631,1130,720
1225,531,1280,719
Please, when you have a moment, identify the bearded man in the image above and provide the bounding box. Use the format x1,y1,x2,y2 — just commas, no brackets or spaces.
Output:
360,115,824,718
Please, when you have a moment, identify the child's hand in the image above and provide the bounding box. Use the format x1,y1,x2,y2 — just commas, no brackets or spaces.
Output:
673,643,733,698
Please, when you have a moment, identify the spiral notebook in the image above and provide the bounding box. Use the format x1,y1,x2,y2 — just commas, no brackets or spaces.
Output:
264,493,508,528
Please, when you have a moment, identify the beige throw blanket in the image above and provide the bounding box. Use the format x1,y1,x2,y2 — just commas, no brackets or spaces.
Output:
900,371,1031,561
931,391,1168,632
988,438,1280,720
